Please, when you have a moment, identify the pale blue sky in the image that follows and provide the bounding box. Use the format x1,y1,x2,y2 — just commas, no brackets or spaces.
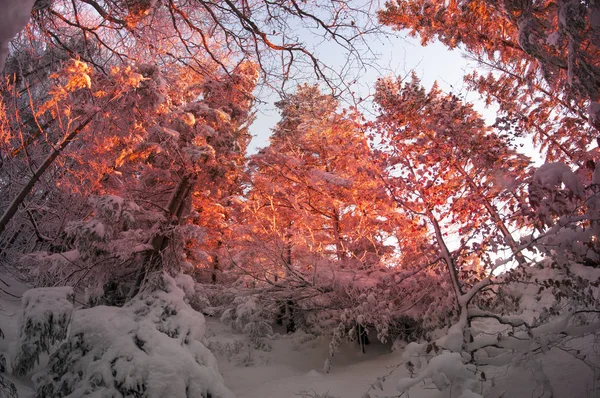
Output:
248,35,481,153
247,32,543,165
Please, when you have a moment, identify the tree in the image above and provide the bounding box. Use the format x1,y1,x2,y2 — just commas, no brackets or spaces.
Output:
378,0,599,163
0,0,384,264
218,85,447,365
2,0,379,93
244,84,395,278
6,57,257,300
373,74,600,398
374,75,532,276
0,0,382,289
0,59,145,240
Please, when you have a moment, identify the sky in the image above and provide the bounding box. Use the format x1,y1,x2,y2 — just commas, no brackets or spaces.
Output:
247,34,481,153
247,31,543,166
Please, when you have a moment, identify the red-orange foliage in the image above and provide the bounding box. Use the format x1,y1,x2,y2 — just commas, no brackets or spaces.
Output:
373,75,532,290
379,0,599,162
239,85,398,284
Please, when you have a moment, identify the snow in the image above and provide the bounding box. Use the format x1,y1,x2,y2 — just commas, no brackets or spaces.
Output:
436,307,470,353
184,144,216,163
205,318,409,398
175,272,196,297
11,287,74,376
18,287,74,327
86,220,106,239
203,314,599,398
395,351,477,395
1,270,599,398
591,7,600,31
517,16,537,54
568,262,600,282
310,170,352,188
90,195,125,222
533,162,584,198
34,273,235,398
546,31,560,47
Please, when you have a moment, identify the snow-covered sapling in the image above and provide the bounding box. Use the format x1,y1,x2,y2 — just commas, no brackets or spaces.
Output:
12,286,74,377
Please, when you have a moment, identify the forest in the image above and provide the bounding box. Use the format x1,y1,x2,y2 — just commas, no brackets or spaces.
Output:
0,0,599,397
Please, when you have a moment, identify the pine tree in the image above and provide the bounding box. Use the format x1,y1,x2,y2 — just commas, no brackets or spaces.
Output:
379,0,599,161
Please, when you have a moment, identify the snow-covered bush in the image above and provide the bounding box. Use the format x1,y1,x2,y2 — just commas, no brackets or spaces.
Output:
0,373,17,398
12,287,74,377
396,352,479,397
175,273,212,313
34,273,234,398
0,308,16,398
298,265,450,371
212,256,450,373
392,254,600,397
221,295,273,349
205,337,245,359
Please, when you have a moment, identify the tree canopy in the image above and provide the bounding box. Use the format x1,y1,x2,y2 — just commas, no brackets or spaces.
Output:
0,1,599,397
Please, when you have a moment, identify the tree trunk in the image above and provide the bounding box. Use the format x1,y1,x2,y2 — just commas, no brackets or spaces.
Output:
426,209,464,300
129,175,195,298
357,324,369,353
0,228,21,258
331,208,345,264
211,239,222,284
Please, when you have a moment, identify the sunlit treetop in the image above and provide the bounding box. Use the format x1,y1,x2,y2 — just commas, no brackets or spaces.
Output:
379,0,600,149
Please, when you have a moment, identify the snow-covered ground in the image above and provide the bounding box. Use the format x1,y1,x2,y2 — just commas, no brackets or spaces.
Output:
205,317,404,398
204,316,598,398
1,271,598,398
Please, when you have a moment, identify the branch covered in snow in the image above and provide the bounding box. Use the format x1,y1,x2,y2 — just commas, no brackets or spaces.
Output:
396,352,480,397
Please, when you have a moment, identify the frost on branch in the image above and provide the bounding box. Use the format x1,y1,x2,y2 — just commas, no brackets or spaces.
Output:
34,273,234,398
12,286,74,376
